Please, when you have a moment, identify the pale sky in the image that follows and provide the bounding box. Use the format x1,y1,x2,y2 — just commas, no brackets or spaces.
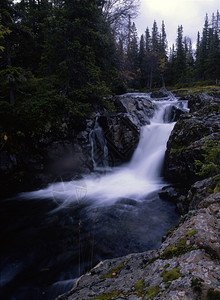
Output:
135,0,219,49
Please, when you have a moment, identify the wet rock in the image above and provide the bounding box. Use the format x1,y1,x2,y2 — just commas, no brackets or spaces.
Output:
98,114,140,164
97,95,157,165
151,87,169,99
159,186,180,203
164,105,187,122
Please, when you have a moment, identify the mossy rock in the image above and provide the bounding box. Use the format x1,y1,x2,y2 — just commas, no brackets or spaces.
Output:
94,290,121,300
101,262,125,279
161,268,183,282
146,285,161,299
134,278,144,293
160,238,195,259
186,229,197,237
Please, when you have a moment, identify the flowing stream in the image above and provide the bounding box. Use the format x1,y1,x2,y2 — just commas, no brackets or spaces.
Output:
0,94,186,300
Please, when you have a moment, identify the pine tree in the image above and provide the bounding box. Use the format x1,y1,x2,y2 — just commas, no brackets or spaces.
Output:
158,20,168,86
174,25,186,84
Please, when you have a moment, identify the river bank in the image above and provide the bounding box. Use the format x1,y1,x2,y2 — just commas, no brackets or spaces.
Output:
57,91,220,299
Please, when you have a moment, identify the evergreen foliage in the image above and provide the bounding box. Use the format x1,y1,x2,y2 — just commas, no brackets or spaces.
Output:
0,0,120,141
0,1,219,144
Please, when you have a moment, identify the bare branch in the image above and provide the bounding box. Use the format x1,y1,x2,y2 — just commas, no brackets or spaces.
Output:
102,0,140,36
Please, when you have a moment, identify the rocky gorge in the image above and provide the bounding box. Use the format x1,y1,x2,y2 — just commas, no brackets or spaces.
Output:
0,89,219,300
56,91,220,300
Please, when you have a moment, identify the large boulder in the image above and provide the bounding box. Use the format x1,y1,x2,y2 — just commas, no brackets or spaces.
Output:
98,95,156,165
151,87,169,99
164,95,220,184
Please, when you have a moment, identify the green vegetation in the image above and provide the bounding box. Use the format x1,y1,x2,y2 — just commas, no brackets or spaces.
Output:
133,279,161,299
195,138,220,178
164,263,170,269
146,285,161,299
170,147,185,155
186,229,197,237
0,0,120,145
160,238,195,259
134,278,145,296
101,262,126,279
191,276,204,292
0,1,219,147
165,221,181,237
94,290,121,300
214,183,220,193
160,268,183,282
206,288,220,300
165,282,171,289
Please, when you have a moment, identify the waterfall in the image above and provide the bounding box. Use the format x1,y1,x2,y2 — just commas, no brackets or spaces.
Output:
89,116,109,170
22,94,184,206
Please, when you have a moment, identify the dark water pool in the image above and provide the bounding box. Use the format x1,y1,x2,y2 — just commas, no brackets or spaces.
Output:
0,190,178,300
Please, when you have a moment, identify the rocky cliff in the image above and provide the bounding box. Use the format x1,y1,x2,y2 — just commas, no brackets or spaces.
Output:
0,94,156,197
164,93,220,184
57,93,220,300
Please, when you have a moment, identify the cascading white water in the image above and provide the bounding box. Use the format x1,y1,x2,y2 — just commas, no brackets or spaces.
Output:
21,95,184,206
90,116,109,170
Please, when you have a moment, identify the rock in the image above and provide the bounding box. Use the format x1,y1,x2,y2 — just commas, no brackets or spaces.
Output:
164,105,187,122
187,93,214,113
57,192,220,300
164,94,220,184
159,186,180,203
0,94,157,197
97,95,157,165
151,87,169,99
98,114,140,164
113,95,155,125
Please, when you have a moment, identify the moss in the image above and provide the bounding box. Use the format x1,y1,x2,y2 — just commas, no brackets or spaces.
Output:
214,183,220,193
164,263,170,269
186,229,197,237
206,288,220,300
146,285,161,299
165,221,181,237
165,282,171,289
94,290,121,300
191,276,204,292
161,268,182,282
101,262,125,279
170,147,185,155
147,256,158,265
134,278,144,296
160,238,195,259
205,187,214,194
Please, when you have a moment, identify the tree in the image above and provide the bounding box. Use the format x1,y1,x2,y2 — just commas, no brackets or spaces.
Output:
159,21,168,86
184,37,194,83
174,25,186,84
0,0,17,105
101,0,140,37
126,21,139,87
